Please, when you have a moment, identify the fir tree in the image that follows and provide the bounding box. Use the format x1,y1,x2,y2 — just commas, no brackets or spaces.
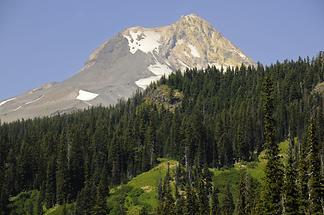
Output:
261,76,283,215
197,177,209,215
306,118,322,215
185,186,198,215
222,183,234,215
45,156,56,208
297,136,309,214
236,169,247,215
211,186,220,215
157,162,175,215
174,194,186,215
283,138,299,214
56,137,70,204
92,179,109,215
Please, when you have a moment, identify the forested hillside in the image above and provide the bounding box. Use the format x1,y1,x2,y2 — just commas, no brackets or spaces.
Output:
0,53,323,214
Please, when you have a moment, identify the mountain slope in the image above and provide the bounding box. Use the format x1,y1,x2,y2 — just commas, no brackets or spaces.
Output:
0,14,255,122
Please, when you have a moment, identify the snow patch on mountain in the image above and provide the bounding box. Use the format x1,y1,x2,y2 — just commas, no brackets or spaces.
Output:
135,76,161,89
148,63,172,76
178,59,190,69
0,97,16,106
135,55,173,89
188,44,200,58
13,106,22,112
124,29,161,54
25,95,44,105
76,90,99,101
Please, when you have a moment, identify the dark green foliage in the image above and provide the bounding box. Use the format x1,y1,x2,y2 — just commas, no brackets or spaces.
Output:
222,183,234,215
297,135,309,214
157,163,175,215
174,194,186,215
236,170,248,215
75,181,97,215
261,76,284,215
307,118,322,215
92,179,109,215
283,138,299,214
45,156,56,208
56,136,70,204
211,187,220,215
185,186,198,215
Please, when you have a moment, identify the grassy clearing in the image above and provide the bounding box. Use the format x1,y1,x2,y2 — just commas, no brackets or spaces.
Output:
210,140,289,201
108,160,178,215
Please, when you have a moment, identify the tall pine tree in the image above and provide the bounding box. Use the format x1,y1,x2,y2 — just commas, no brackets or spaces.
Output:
306,118,322,215
283,138,299,214
261,76,283,215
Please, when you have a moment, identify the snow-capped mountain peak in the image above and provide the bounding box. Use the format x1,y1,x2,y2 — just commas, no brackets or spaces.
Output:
0,14,255,122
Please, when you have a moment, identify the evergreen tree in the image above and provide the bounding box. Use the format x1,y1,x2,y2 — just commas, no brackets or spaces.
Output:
297,136,309,214
222,183,234,215
75,181,97,215
211,186,220,215
261,76,283,215
68,129,84,200
92,179,109,215
56,137,70,204
283,138,299,214
236,169,247,215
36,190,43,215
157,162,175,215
45,156,56,208
185,186,198,215
306,118,322,215
174,194,186,215
197,177,209,215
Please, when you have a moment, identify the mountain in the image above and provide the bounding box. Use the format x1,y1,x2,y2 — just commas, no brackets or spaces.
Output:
0,14,255,122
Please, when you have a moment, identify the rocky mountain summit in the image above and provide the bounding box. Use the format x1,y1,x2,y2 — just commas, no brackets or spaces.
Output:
0,14,255,122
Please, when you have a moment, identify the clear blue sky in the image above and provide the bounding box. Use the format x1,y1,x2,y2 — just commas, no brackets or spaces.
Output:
0,0,323,100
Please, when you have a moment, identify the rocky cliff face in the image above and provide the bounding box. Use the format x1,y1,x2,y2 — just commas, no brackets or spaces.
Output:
0,14,255,122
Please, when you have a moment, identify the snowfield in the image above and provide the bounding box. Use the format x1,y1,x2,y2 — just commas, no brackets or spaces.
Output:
0,97,16,107
76,90,99,101
124,29,161,54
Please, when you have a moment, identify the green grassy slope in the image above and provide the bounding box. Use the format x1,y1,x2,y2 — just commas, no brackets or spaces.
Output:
107,159,178,215
210,140,289,202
